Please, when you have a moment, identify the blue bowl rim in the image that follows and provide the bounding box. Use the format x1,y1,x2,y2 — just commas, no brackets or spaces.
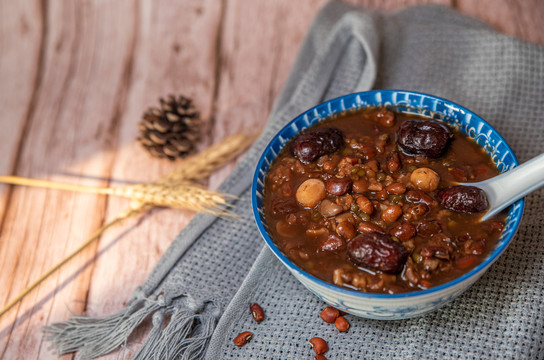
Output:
251,89,525,300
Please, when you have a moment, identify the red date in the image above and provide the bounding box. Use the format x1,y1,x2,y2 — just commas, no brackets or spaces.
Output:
396,120,453,158
436,186,488,213
347,232,408,273
291,127,344,163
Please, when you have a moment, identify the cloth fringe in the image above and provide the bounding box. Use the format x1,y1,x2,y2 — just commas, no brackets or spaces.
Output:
44,295,217,360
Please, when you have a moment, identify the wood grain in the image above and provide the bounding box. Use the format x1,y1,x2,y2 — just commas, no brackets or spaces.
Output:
0,1,43,232
0,0,543,359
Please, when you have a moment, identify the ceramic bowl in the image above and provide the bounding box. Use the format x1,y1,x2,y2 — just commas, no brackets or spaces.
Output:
251,90,524,320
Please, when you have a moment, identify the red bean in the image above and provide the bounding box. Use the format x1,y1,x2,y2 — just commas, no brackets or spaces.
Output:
326,177,352,196
335,316,350,332
320,307,339,323
390,222,416,241
309,337,328,355
386,182,407,194
233,331,253,347
381,205,403,223
356,196,374,215
250,303,265,322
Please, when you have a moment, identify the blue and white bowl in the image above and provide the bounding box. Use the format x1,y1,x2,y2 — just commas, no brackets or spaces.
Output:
252,90,524,320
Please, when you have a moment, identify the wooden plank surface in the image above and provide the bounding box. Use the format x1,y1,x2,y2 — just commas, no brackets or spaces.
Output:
0,0,543,359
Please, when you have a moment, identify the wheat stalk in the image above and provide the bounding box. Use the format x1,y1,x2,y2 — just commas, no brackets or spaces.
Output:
159,133,258,184
0,178,235,215
0,132,257,318
110,183,237,215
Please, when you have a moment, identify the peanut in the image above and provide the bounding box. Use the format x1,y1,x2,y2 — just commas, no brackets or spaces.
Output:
356,196,374,215
381,204,403,223
386,182,407,194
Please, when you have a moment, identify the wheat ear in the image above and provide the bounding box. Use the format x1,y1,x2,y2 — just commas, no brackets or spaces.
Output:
160,133,258,184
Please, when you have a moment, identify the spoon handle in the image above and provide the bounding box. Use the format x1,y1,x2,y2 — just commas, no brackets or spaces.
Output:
478,153,544,221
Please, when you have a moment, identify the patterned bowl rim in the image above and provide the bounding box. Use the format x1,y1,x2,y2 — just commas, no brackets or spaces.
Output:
251,89,525,300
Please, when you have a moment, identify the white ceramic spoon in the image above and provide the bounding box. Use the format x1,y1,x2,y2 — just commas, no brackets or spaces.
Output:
461,153,544,221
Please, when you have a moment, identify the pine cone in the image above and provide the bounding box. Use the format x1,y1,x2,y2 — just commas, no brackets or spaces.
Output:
138,95,200,160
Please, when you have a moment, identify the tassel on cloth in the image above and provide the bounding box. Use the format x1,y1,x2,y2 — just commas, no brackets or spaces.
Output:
44,294,218,360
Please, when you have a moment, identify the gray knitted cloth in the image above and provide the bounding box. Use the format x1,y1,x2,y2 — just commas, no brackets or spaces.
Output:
46,2,544,359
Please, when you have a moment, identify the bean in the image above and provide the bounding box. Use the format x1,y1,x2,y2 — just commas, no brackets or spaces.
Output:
356,196,374,215
296,179,326,208
233,331,253,347
320,306,340,323
412,253,423,263
357,143,377,160
386,182,407,194
366,159,379,173
309,337,329,355
421,245,450,260
326,177,352,196
250,303,265,322
388,194,405,203
319,234,344,252
410,167,440,192
407,203,429,220
387,151,401,172
336,221,356,240
381,204,403,223
417,220,442,236
376,189,388,200
352,178,369,193
358,212,371,221
306,228,328,238
350,202,359,212
390,222,416,241
405,190,434,206
376,108,396,128
358,221,386,234
334,316,350,332
420,280,433,289
318,199,343,218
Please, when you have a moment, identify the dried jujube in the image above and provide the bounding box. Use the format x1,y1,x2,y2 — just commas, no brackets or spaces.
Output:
396,120,453,158
291,127,344,163
347,232,408,273
436,185,488,213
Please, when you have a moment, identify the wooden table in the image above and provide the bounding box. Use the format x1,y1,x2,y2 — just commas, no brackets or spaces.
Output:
1,1,543,358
